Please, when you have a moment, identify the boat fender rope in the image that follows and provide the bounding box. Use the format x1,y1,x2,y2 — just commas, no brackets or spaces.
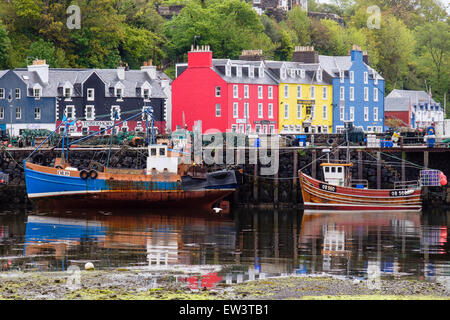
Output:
80,170,89,180
89,169,98,179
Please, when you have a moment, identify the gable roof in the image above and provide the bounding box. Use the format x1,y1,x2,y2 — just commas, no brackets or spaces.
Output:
264,60,333,85
318,55,384,81
387,89,438,105
385,97,411,111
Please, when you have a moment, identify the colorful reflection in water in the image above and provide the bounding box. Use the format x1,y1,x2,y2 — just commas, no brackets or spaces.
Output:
0,207,449,285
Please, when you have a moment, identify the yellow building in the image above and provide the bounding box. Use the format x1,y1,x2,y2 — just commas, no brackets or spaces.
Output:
266,61,333,133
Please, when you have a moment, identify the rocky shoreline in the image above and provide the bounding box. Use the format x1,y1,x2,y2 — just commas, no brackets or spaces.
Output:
0,270,448,300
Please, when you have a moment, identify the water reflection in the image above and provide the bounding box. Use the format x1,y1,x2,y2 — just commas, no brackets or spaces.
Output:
0,207,449,283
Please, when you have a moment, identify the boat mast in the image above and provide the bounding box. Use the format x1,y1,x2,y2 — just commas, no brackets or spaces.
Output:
106,111,118,168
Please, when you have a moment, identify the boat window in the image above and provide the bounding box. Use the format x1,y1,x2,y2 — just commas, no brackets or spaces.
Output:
159,148,166,156
151,148,157,156
331,167,336,173
337,167,342,173
325,167,330,173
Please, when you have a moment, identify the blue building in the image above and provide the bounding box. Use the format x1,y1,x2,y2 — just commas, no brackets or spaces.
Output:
319,46,385,133
0,60,57,136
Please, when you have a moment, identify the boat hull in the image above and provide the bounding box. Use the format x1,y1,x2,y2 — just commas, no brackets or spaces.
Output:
299,171,422,212
24,162,236,210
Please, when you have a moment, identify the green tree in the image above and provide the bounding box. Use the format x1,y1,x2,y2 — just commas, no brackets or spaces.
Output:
0,23,11,68
281,6,310,46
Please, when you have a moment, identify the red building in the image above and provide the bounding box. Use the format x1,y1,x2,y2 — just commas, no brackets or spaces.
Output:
172,47,279,134
384,96,412,127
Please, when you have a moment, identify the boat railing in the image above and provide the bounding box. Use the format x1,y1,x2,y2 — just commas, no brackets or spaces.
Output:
394,180,420,189
350,179,368,189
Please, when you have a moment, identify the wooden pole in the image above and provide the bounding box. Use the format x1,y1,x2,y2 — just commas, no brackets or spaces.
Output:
377,151,381,189
292,149,298,203
274,171,279,204
358,150,363,180
402,151,406,182
312,149,317,179
253,148,258,202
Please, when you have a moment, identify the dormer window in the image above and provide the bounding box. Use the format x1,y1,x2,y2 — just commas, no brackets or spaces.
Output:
116,88,123,99
64,87,71,98
316,70,322,82
350,71,354,83
249,66,254,78
34,88,41,98
87,88,95,101
15,89,21,99
143,89,150,100
290,69,295,78
259,67,264,78
226,64,231,77
281,67,286,80
300,69,305,79
237,66,242,77
339,70,344,83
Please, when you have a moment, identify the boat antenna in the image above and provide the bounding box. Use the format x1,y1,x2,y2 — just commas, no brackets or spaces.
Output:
106,110,119,168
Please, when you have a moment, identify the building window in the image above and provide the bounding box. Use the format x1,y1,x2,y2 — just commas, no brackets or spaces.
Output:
374,107,378,121
268,86,273,99
316,69,322,82
259,67,264,78
284,85,289,98
234,66,240,77
226,64,231,77
350,107,354,121
258,86,263,99
350,71,354,83
310,86,315,99
263,125,268,133
255,124,261,133
215,86,221,97
258,103,263,118
15,107,21,119
269,125,275,134
249,67,254,78
215,104,221,117
233,85,238,98
339,70,344,83
87,88,95,101
233,102,238,118
86,105,95,120
374,88,378,102
297,104,302,119
116,88,123,99
297,85,301,99
364,87,369,101
65,106,75,120
323,126,328,133
374,77,378,85
244,85,249,99
268,103,273,118
15,89,21,99
64,87,71,98
111,105,121,120
239,124,244,133
350,87,354,101
281,67,286,79
340,106,345,121
0,88,4,99
323,87,327,99
143,89,150,100
364,72,368,84
244,103,249,118
323,105,327,120
246,124,252,133
340,87,345,101
311,105,315,120
231,124,237,132
300,69,305,78
0,107,4,119
364,107,369,121
34,107,41,120
34,88,41,98
284,104,289,119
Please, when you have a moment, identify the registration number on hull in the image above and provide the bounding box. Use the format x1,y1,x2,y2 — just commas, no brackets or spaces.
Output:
390,189,414,197
319,183,336,192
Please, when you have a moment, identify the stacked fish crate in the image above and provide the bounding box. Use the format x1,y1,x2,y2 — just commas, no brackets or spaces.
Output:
367,134,379,148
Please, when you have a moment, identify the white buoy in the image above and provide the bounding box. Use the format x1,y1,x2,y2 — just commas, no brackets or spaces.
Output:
84,262,95,270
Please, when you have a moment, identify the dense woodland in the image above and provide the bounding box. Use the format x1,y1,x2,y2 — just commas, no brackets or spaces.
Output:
0,0,448,113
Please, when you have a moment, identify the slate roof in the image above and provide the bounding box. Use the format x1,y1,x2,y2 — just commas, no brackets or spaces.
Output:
385,97,411,111
264,60,333,85
318,55,384,81
387,89,438,105
211,59,278,85
10,67,170,99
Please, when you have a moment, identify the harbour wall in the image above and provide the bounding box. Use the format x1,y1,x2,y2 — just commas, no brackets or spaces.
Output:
0,146,449,209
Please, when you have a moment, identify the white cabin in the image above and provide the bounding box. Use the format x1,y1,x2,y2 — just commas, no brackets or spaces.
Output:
146,145,178,174
320,163,353,186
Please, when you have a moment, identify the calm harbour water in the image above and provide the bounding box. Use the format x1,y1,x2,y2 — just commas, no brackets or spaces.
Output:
0,206,449,284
